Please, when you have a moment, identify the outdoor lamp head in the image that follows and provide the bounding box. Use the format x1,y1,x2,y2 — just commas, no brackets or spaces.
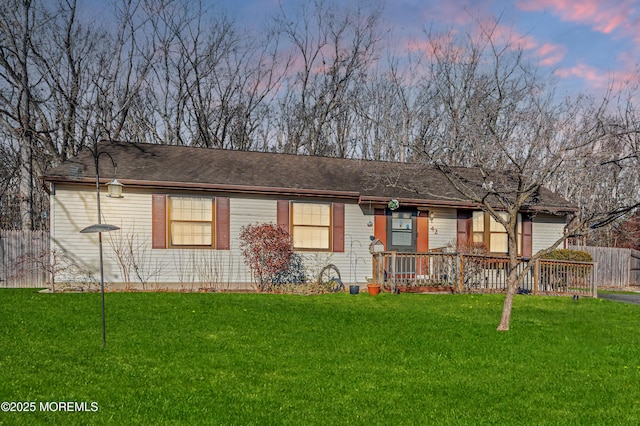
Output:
106,179,124,198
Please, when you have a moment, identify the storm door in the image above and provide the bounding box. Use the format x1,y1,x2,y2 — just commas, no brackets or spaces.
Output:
387,211,417,277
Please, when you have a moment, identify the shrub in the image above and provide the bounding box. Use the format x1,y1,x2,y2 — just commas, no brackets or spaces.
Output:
239,223,293,291
540,249,593,288
542,249,593,263
271,253,308,286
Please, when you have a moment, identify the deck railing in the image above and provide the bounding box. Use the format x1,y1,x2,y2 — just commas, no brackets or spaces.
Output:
372,252,597,297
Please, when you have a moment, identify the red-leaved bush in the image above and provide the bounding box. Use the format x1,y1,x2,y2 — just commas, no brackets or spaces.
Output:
239,223,293,291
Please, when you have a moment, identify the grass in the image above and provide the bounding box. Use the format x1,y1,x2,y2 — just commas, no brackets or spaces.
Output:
1,289,639,425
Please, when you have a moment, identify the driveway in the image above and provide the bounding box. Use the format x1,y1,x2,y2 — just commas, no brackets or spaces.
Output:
598,292,640,305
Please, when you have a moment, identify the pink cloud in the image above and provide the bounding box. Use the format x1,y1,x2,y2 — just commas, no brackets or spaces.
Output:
517,0,638,38
403,19,568,69
405,31,464,60
472,21,567,67
555,62,640,91
536,43,567,66
555,63,603,84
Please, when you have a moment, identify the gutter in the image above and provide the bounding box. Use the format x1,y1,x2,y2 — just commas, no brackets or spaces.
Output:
42,176,362,200
43,176,577,215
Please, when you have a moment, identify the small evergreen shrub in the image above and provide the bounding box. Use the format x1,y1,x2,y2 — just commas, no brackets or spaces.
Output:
542,249,593,263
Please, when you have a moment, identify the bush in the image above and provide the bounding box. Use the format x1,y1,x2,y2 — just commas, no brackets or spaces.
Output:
239,223,293,291
541,249,593,263
271,253,308,286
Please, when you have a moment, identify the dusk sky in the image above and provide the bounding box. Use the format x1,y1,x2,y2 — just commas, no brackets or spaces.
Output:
219,0,640,97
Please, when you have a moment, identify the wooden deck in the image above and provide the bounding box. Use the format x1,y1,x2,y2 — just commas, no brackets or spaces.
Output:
372,251,597,297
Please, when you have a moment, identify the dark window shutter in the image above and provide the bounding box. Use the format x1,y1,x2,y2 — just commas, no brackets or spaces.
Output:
277,200,290,233
416,211,429,252
152,194,167,249
457,209,472,250
522,214,533,258
416,211,430,275
216,197,230,250
373,209,387,250
332,203,345,252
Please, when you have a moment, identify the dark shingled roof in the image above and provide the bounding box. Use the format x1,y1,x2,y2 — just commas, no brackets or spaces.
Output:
43,141,576,213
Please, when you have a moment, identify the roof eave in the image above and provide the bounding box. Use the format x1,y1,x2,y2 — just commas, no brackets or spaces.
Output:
45,176,361,200
44,176,576,214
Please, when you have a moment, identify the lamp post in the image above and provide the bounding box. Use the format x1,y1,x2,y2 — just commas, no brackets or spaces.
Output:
79,142,123,349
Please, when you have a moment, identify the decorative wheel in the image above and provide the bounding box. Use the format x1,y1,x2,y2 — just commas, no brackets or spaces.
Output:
317,264,344,292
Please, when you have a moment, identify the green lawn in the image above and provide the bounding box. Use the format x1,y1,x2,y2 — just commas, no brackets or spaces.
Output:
1,289,639,425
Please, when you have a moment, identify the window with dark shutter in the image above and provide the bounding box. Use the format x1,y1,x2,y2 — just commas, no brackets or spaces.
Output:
281,201,345,252
169,196,214,246
151,195,230,250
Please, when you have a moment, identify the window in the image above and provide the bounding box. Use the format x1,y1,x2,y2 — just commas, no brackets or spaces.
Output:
472,211,486,247
292,203,331,250
489,213,509,253
390,212,413,248
169,196,213,246
471,211,521,254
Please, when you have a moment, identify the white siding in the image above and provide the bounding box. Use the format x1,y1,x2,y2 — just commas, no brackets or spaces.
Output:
428,208,458,250
532,213,566,255
50,185,375,287
50,184,568,288
298,204,374,285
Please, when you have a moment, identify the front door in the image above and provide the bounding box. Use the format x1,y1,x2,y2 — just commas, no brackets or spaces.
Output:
387,211,417,276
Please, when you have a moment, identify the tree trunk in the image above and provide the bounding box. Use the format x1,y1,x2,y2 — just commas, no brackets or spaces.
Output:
18,0,34,231
497,283,517,331
497,259,520,331
18,140,33,230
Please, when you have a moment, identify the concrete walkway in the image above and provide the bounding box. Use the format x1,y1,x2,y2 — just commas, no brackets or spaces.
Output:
598,292,640,305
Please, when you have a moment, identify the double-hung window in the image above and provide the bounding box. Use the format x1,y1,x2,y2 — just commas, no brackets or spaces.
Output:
169,196,214,247
471,211,521,254
291,202,331,250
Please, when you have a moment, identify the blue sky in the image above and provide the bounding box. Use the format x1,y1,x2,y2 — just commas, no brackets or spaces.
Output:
219,0,640,97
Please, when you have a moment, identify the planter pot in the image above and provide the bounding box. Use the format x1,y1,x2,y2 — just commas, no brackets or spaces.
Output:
367,283,381,296
349,285,359,295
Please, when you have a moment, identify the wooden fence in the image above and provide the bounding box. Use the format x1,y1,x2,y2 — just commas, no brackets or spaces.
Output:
570,245,640,288
372,252,597,297
0,230,49,288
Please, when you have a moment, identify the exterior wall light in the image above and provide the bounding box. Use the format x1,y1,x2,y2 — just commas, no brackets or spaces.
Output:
106,179,124,198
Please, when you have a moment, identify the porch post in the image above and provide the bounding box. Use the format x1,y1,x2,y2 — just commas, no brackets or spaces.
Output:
457,254,464,294
533,259,540,295
592,262,598,298
372,253,377,285
390,252,397,293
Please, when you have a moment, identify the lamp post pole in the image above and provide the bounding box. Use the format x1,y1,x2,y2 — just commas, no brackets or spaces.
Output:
95,151,110,349
80,142,123,349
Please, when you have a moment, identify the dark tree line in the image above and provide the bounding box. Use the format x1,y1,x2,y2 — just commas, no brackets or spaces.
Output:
1,0,639,262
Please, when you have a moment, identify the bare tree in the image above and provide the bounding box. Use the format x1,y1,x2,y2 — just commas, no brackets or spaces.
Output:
273,0,382,157
0,0,40,230
0,0,157,229
402,19,640,330
134,0,285,150
355,50,429,161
